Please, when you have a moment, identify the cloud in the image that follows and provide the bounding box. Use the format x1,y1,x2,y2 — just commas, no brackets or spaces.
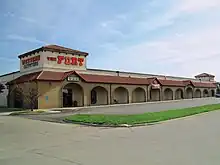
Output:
3,12,14,17
99,22,220,79
99,43,119,52
100,20,115,28
7,34,47,44
2,0,220,81
116,14,127,21
92,0,220,80
19,16,55,29
19,17,36,23
178,0,220,12
0,57,17,62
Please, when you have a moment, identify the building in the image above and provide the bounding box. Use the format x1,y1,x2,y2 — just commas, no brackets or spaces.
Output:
0,45,216,109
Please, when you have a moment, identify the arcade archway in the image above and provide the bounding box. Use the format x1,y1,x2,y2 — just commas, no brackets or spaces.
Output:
132,87,146,103
186,87,193,99
62,83,84,107
91,86,108,105
175,88,184,100
194,89,202,98
164,88,173,100
113,87,129,104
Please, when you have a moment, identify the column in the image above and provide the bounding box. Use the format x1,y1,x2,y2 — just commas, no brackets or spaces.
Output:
108,84,112,105
160,88,163,101
147,86,151,102
128,90,132,103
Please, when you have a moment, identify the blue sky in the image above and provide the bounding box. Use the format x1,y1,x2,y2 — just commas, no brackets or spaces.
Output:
1,0,220,80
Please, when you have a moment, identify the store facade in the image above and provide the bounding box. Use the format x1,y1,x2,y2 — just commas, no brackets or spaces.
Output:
5,45,216,109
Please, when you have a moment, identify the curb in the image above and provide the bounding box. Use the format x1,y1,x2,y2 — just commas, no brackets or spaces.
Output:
63,119,158,128
9,111,61,116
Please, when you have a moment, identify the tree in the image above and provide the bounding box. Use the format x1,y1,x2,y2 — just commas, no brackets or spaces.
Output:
0,83,5,93
12,81,39,111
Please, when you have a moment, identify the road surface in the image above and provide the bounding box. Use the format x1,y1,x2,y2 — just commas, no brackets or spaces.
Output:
18,98,220,123
82,97,220,114
1,110,220,165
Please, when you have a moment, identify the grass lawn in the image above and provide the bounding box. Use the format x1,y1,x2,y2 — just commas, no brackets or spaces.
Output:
65,104,220,126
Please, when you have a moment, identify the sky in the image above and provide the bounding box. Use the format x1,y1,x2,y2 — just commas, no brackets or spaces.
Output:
1,0,220,81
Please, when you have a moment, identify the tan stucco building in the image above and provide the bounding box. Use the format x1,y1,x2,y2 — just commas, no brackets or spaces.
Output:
2,45,216,109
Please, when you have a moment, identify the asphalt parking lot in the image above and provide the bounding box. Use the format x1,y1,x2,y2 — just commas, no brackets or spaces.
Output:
1,109,220,165
82,97,220,114
18,98,220,123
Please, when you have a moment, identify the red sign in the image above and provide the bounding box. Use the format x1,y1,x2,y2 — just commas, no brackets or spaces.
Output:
47,55,84,66
47,57,57,61
22,55,40,65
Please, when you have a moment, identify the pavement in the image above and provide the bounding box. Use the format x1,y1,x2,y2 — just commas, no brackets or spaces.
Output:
81,97,220,114
18,98,220,123
1,110,220,165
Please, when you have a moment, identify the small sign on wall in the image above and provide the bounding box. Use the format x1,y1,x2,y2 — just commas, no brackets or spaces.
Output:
152,84,160,89
67,76,80,82
22,55,40,69
45,96,49,101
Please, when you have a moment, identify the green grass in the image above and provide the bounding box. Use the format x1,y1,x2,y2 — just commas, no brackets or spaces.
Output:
65,104,220,126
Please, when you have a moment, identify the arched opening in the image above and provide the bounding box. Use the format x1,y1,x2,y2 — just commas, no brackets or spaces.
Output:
217,88,220,94
203,89,209,97
132,87,146,103
150,89,160,101
194,89,202,98
91,90,97,104
113,87,129,104
211,89,215,97
186,87,193,99
164,88,173,100
175,88,184,100
91,86,108,105
62,83,83,107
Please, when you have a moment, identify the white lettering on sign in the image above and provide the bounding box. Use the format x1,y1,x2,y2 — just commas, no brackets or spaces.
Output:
67,76,80,82
152,84,160,89
22,55,40,69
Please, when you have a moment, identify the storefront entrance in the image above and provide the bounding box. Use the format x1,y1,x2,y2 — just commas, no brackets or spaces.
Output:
62,83,84,107
150,81,161,101
150,89,160,101
186,87,193,99
63,89,73,107
175,89,184,100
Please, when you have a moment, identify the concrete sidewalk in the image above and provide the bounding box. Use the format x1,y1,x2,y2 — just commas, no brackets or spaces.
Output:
0,112,12,116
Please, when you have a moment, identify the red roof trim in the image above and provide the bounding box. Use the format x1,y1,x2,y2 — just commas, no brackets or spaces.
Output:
147,77,162,85
18,45,89,59
76,73,150,85
6,71,41,85
7,71,217,88
183,80,195,87
191,81,216,88
195,73,215,78
159,79,186,87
